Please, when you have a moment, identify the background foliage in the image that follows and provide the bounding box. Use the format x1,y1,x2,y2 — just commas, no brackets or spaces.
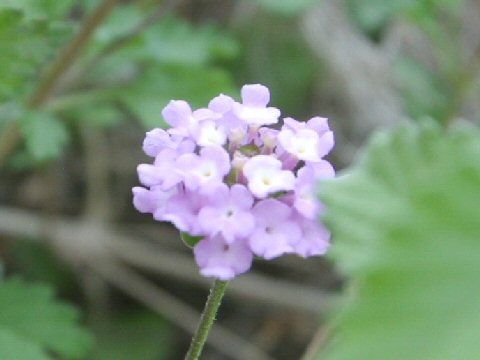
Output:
318,123,480,359
0,0,478,359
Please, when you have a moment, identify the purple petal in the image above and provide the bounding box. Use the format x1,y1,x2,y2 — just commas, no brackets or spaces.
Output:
253,199,291,226
200,146,231,176
132,187,154,213
194,235,253,280
306,116,330,135
309,161,335,179
282,117,304,131
208,94,235,113
293,217,330,257
241,84,270,107
137,164,163,187
230,184,253,209
316,131,335,159
249,228,295,260
161,100,192,128
142,128,173,157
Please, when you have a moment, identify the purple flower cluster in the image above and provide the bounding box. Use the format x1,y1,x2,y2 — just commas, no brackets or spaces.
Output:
133,84,334,280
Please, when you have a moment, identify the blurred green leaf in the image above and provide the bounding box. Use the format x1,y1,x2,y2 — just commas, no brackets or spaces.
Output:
0,0,74,19
180,232,203,248
346,0,414,33
73,103,124,129
10,241,76,292
0,7,72,101
119,64,236,129
318,123,480,360
346,0,461,37
0,278,94,359
139,16,239,65
394,57,449,120
91,310,171,360
236,17,317,115
92,11,239,65
92,4,144,48
255,0,319,16
0,329,49,360
20,110,70,162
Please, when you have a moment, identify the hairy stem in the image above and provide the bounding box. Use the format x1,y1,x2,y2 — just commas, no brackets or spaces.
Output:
185,280,228,360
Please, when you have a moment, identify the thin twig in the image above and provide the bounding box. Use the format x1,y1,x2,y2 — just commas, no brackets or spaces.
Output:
79,124,112,221
28,0,120,107
0,206,333,313
300,325,330,360
111,234,333,313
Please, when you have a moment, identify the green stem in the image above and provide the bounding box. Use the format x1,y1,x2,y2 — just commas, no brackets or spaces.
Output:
184,280,228,360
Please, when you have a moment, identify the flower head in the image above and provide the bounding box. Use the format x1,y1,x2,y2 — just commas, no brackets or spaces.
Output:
133,84,335,280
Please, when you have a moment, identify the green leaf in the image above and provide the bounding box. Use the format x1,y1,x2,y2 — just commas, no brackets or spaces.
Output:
0,8,72,101
0,329,49,360
255,0,319,16
72,103,124,129
91,310,171,360
0,0,75,19
0,278,94,359
91,4,144,48
20,110,69,162
139,16,239,65
236,17,317,115
10,241,76,292
345,0,414,33
118,64,236,129
180,232,203,248
394,57,449,120
92,12,239,65
318,123,480,360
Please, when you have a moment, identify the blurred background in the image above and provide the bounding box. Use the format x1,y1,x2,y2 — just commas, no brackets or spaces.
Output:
0,0,478,359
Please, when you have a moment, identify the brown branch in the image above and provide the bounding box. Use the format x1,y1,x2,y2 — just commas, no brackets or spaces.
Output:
0,0,120,166
300,0,405,166
79,124,112,221
111,234,333,314
28,0,120,107
0,206,333,313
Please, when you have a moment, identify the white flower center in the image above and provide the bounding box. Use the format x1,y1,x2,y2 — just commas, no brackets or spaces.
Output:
197,122,226,146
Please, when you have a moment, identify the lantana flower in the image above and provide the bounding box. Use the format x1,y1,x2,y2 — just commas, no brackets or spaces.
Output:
133,84,334,280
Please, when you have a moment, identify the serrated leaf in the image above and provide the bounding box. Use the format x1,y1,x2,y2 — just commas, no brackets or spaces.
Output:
180,232,203,248
317,123,480,360
0,278,94,359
